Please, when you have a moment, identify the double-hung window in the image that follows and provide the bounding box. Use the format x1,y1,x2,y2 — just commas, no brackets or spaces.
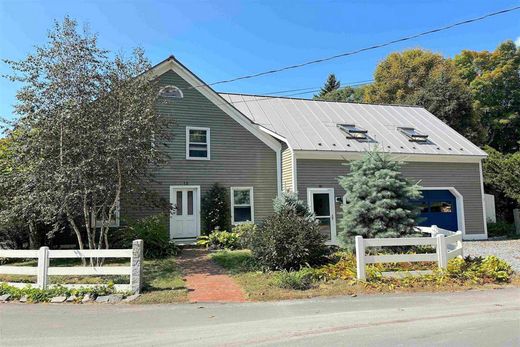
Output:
186,127,210,160
231,187,254,224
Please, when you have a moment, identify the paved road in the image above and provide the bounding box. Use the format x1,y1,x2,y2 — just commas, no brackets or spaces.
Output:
1,288,519,346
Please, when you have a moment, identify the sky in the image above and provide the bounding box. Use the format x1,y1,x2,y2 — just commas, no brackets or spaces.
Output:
0,0,519,120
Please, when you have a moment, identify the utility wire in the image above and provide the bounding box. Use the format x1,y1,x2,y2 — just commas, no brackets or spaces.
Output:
191,6,520,89
221,79,374,105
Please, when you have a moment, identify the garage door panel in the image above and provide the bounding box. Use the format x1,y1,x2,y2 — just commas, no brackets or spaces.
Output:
415,190,458,231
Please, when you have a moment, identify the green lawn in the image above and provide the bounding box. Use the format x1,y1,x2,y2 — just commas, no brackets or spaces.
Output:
132,257,187,304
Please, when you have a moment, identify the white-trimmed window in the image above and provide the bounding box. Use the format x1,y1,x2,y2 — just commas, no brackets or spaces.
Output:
186,127,210,160
92,200,120,228
231,187,254,224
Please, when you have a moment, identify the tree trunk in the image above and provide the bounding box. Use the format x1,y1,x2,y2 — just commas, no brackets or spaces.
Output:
67,214,86,266
28,222,38,249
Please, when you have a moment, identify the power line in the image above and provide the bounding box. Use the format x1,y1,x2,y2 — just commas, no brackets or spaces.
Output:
193,6,520,89
242,79,373,98
222,79,374,105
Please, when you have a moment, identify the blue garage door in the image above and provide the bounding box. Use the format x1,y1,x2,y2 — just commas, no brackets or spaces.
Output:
414,190,458,231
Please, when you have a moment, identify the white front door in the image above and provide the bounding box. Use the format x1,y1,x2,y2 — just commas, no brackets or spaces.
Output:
307,188,337,244
170,186,200,240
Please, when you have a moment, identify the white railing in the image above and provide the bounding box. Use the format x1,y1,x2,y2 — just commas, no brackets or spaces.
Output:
0,239,143,293
355,226,463,280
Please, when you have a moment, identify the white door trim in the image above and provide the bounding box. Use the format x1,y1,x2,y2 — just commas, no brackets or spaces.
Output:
307,188,337,245
420,187,466,237
169,185,201,240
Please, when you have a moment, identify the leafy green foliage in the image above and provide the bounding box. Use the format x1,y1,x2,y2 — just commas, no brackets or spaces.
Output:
317,253,514,286
364,49,478,140
231,222,257,249
249,209,327,270
117,215,178,259
0,283,119,303
201,183,231,234
487,220,515,238
454,41,520,153
197,230,241,250
271,268,318,290
316,85,366,103
338,150,422,249
317,253,357,281
446,256,514,283
483,146,520,205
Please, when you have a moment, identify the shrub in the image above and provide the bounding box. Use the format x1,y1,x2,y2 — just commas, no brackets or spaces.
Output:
273,192,315,220
116,215,178,259
201,183,231,234
272,268,318,290
197,230,241,250
478,256,514,282
318,253,515,285
249,210,327,270
487,220,515,238
232,222,257,249
317,253,357,281
445,255,514,283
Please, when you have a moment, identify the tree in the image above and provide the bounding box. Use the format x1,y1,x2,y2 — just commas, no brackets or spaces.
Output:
1,17,172,252
201,183,231,233
316,85,367,103
482,146,520,218
338,149,422,248
364,49,479,141
454,41,520,153
315,73,340,98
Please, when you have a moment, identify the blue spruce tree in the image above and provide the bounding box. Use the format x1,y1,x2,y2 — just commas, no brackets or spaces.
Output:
338,150,423,249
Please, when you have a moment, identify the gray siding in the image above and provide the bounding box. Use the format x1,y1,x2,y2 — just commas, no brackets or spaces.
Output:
123,70,278,228
281,144,293,192
296,159,485,236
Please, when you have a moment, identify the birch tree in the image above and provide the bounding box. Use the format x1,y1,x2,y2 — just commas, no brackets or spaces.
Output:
2,17,172,252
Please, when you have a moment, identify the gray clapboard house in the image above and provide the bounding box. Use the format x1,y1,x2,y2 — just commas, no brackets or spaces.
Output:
126,55,488,244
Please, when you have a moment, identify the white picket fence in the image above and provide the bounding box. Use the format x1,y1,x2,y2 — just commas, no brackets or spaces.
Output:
0,239,143,293
355,226,463,280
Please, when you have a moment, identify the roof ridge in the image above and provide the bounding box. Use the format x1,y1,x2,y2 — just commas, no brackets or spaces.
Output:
218,91,423,108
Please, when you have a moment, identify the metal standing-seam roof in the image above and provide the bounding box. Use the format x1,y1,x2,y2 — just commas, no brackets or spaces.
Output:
219,93,487,158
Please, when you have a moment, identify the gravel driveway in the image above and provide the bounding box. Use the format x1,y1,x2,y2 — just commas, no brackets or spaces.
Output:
464,239,520,272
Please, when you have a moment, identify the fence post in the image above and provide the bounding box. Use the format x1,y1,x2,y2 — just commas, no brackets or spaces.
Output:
456,231,463,258
130,239,144,294
436,234,447,269
37,246,49,289
355,236,366,280
431,225,439,237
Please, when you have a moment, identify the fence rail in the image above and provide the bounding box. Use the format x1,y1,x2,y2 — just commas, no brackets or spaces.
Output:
0,240,143,293
356,226,463,280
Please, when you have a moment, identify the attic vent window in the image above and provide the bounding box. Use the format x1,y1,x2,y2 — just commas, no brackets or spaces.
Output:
398,127,429,142
159,85,183,99
337,124,368,140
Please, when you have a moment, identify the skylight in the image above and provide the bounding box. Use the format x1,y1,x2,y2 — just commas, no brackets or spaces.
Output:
398,127,429,142
337,124,368,140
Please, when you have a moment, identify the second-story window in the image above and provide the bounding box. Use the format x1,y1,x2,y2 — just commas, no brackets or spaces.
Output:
186,127,210,160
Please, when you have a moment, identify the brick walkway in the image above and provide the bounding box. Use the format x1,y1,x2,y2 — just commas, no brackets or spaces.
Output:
177,248,247,303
